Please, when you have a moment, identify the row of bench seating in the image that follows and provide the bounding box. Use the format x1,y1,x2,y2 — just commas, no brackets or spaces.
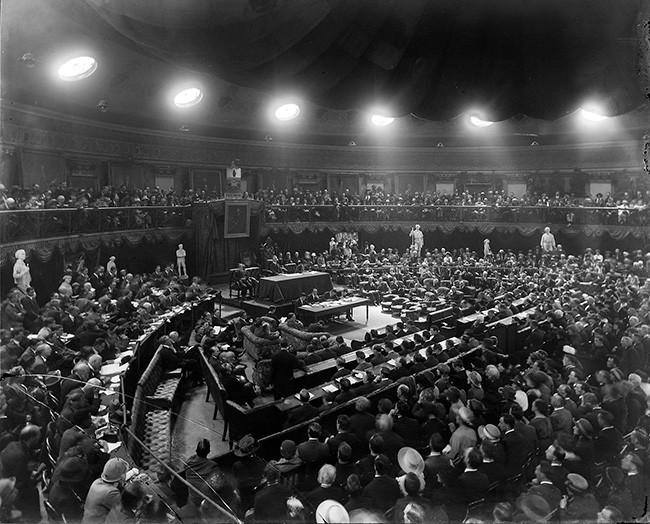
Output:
127,348,185,472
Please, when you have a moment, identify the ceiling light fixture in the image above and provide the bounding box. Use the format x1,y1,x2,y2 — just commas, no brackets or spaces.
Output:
57,56,97,81
274,103,300,121
470,115,494,127
174,88,203,108
580,108,608,122
370,114,395,127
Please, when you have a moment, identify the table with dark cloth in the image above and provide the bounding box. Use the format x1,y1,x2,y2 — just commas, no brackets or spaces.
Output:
257,271,333,302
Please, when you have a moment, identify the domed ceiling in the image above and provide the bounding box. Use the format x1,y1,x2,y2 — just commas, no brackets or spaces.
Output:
2,0,650,146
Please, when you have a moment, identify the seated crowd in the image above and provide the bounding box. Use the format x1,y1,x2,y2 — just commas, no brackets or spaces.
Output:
0,255,212,522
178,246,650,523
2,240,650,523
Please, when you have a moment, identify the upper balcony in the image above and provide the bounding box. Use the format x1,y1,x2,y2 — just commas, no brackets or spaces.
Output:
264,204,647,226
0,206,193,245
262,204,650,240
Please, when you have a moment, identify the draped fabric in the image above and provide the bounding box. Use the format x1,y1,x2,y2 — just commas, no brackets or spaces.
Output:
76,0,648,121
0,229,192,270
263,222,650,239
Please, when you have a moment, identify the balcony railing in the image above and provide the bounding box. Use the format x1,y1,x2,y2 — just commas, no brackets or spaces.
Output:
265,204,650,226
0,206,193,244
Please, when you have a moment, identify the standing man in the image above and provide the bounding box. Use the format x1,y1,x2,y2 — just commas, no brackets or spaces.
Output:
176,243,187,277
409,225,424,257
540,227,556,253
271,341,307,399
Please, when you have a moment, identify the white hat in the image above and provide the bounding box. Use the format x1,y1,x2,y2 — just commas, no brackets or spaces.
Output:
397,447,425,475
562,345,576,355
316,500,349,524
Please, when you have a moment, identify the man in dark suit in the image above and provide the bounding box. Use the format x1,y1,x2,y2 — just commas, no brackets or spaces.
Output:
89,266,107,297
550,394,573,437
371,414,404,467
307,288,321,304
511,405,538,456
330,358,349,380
334,378,356,404
271,341,307,399
478,440,506,485
499,414,528,477
393,401,423,449
458,448,489,502
516,462,562,512
621,452,646,518
297,423,330,491
20,287,41,333
115,289,137,319
253,464,293,522
0,425,42,521
327,414,362,460
284,389,320,429
294,292,309,313
349,397,376,442
61,305,83,334
362,454,401,513
595,411,623,465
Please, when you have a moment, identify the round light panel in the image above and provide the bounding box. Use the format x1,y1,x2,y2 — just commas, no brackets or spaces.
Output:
57,56,97,81
174,87,203,108
274,103,300,121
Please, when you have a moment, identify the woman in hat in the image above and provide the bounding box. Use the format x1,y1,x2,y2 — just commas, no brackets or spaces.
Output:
467,371,484,401
566,419,595,482
83,457,129,524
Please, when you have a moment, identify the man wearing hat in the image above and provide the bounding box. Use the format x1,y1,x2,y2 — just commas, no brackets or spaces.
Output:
48,456,90,522
558,473,599,521
83,457,129,524
232,435,265,511
270,439,302,476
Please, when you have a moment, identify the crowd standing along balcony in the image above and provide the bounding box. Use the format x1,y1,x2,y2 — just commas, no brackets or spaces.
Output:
0,206,193,243
264,204,650,226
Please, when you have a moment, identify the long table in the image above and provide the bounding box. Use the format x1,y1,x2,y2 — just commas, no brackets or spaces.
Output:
297,297,371,323
257,271,333,302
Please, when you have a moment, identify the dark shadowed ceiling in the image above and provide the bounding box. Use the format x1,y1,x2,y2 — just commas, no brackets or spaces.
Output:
2,0,650,146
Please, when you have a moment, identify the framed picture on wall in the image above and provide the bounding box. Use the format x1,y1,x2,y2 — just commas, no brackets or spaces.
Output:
224,201,250,238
